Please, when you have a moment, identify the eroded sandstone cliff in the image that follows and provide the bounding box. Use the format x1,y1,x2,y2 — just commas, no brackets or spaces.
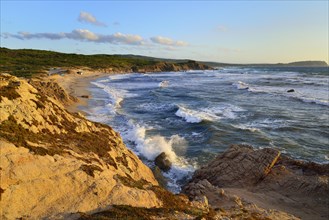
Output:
0,73,164,219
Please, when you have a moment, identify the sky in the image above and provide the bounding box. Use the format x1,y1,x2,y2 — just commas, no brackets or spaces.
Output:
1,0,328,64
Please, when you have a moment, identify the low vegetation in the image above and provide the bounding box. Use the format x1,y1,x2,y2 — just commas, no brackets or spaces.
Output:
0,47,158,77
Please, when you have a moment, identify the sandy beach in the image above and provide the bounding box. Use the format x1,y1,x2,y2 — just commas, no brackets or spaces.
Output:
49,71,110,113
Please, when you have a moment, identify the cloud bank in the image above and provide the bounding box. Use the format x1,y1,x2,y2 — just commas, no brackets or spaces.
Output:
2,29,144,45
2,30,188,48
78,11,107,27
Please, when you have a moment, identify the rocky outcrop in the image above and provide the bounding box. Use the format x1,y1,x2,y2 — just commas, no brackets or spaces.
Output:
132,60,213,73
183,145,329,220
0,73,162,219
154,152,172,172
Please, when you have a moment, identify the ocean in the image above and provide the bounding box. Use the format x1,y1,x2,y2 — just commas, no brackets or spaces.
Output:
83,66,329,192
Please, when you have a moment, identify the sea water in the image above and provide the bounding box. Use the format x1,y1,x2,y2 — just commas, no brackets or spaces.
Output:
84,66,329,192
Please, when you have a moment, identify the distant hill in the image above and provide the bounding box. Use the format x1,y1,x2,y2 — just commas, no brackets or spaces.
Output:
200,60,328,68
277,61,328,67
0,47,211,78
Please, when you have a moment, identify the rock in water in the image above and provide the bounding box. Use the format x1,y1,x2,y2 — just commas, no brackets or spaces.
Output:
287,89,295,92
154,152,172,172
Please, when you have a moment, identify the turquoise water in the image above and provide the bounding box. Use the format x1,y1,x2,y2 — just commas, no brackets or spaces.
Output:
84,67,329,192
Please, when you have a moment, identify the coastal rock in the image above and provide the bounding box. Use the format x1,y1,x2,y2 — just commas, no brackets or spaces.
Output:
154,152,172,172
0,74,162,219
183,144,329,220
152,166,169,187
132,60,212,73
187,144,281,188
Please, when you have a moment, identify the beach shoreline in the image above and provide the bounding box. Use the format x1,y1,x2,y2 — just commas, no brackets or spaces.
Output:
49,71,110,113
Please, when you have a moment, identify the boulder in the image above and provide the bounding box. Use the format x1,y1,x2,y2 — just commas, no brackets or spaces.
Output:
287,89,295,92
154,152,172,172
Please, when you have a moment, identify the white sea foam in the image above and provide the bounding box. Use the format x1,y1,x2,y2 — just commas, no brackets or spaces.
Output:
91,80,140,114
137,103,176,112
233,81,249,90
175,104,245,123
232,80,329,107
175,106,220,123
123,120,186,162
292,95,329,106
250,118,287,129
92,81,124,110
232,124,261,133
158,80,170,88
206,104,245,119
121,120,196,192
108,74,136,81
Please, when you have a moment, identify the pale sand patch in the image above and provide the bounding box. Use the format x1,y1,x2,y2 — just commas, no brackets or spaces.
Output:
49,71,110,113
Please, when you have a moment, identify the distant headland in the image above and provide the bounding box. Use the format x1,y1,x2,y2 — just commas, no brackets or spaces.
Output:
0,47,327,78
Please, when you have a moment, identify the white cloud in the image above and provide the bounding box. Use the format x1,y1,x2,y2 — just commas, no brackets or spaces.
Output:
150,36,188,47
2,29,145,45
78,11,107,27
2,31,190,48
68,29,99,41
111,32,144,45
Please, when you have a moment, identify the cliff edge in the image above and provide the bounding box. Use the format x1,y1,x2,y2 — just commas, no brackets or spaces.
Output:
0,73,163,219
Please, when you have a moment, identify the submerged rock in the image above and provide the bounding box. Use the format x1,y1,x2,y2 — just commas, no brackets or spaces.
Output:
154,152,172,172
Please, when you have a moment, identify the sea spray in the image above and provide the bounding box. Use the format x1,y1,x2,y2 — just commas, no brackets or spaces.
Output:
175,105,220,123
123,120,196,192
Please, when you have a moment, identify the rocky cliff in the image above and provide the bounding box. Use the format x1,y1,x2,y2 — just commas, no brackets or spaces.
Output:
183,145,329,220
131,60,213,73
0,73,200,219
2,73,327,220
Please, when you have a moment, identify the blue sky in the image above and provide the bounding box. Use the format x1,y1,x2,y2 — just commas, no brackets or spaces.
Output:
1,1,328,63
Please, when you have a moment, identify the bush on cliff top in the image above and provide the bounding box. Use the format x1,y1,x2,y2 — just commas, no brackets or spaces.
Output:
0,47,157,77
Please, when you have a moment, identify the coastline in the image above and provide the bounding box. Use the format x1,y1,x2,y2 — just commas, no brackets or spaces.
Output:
1,70,328,219
49,71,110,113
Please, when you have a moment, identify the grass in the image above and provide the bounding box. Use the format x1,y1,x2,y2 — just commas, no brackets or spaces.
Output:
0,47,212,78
0,47,158,78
